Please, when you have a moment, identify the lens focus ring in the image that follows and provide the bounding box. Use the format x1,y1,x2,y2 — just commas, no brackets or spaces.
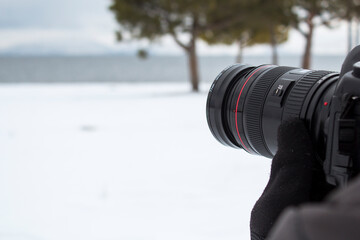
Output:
283,71,333,120
244,67,295,157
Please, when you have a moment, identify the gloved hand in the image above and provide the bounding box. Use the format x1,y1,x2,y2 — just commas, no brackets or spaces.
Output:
250,119,334,240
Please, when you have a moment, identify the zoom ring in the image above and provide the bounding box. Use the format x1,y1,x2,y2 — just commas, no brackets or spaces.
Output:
245,67,295,158
283,71,333,120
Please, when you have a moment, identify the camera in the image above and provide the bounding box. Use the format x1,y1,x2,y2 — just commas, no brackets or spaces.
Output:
206,46,360,186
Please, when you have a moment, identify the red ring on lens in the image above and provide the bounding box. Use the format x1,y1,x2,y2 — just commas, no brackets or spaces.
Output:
235,66,270,152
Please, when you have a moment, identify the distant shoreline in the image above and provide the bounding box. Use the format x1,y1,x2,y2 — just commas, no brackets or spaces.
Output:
0,55,345,84
0,54,346,58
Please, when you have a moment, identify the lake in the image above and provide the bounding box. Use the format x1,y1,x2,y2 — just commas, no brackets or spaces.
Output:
0,55,346,84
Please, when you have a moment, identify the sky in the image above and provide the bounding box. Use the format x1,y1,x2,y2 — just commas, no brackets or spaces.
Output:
0,0,355,56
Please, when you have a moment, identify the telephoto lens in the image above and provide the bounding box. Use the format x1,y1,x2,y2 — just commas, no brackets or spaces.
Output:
206,64,339,159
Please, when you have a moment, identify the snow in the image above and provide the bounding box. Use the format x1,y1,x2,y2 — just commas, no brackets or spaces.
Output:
0,83,271,240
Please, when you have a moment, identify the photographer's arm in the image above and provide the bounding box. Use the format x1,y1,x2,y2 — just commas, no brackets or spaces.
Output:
267,175,360,240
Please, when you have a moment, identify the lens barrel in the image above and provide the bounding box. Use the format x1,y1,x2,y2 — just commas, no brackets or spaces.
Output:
206,64,339,158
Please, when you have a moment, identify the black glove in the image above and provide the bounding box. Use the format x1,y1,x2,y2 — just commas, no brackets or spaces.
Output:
250,119,334,240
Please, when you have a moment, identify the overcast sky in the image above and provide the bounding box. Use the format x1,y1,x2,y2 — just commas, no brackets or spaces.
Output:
0,0,353,56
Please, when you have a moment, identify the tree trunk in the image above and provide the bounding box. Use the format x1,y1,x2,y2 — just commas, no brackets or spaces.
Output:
348,18,353,53
187,42,199,92
356,19,359,46
302,14,314,69
236,40,243,63
270,25,278,65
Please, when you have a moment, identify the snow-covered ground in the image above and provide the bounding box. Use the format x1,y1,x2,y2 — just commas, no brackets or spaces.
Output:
0,83,271,240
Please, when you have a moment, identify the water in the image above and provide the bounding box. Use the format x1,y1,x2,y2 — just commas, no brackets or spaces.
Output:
0,55,345,83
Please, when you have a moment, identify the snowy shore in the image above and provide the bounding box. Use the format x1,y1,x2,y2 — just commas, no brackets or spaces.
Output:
0,83,271,240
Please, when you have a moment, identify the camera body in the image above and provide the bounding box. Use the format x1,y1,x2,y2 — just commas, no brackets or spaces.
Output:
206,47,360,186
324,62,360,185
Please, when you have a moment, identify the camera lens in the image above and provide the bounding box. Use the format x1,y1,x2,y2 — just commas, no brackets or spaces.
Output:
206,64,339,158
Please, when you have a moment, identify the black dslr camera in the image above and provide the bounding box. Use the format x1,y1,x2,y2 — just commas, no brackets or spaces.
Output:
206,46,360,186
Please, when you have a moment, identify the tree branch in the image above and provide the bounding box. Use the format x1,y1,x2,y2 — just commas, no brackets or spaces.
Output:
164,13,192,51
318,14,337,28
294,25,308,37
170,31,190,50
201,14,246,32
